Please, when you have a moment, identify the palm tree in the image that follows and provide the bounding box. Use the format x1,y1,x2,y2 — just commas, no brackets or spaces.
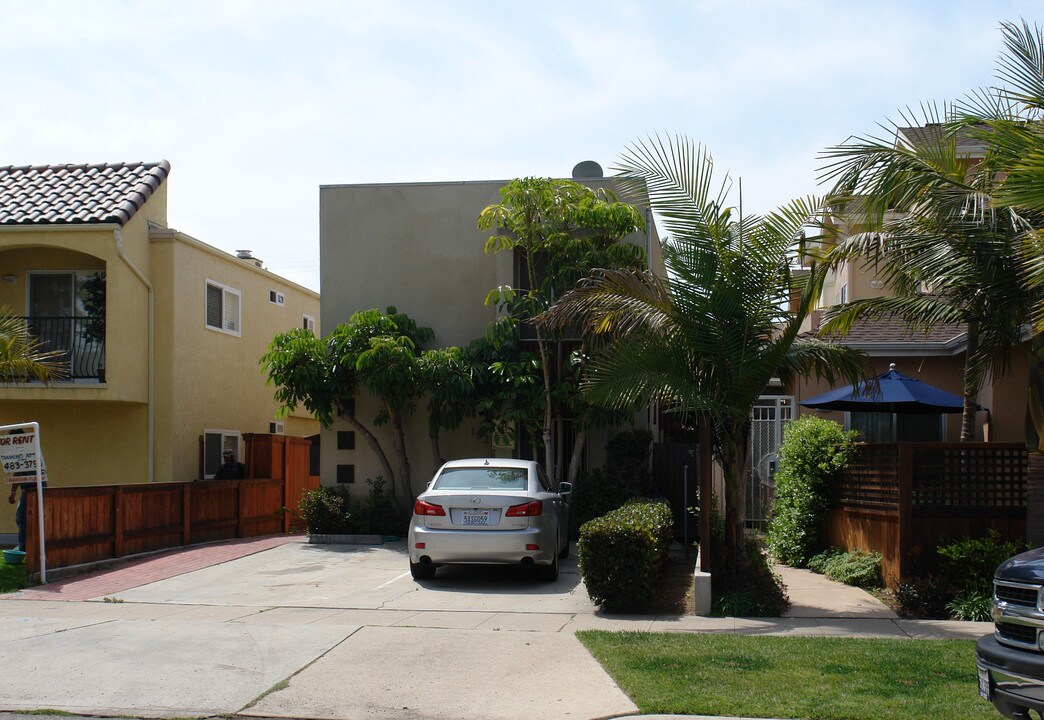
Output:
0,309,66,382
955,19,1044,543
818,106,1040,440
541,135,867,575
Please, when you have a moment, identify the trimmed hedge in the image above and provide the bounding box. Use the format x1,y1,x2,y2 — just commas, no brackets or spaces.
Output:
578,499,674,613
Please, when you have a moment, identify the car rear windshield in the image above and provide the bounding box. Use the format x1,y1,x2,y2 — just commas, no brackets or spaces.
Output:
433,467,528,490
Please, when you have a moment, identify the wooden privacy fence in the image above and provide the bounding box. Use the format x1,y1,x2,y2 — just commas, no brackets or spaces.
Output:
24,434,319,577
825,442,1027,589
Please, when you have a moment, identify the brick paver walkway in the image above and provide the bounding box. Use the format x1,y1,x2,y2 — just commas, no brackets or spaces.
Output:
4,534,299,602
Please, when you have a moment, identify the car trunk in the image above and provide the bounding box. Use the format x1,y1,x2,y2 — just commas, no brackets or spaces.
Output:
418,491,534,531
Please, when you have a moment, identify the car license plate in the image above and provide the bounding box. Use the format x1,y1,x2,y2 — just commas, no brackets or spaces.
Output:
462,510,489,526
978,666,990,701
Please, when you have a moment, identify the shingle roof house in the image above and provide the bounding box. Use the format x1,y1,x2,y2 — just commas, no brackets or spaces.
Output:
0,160,319,544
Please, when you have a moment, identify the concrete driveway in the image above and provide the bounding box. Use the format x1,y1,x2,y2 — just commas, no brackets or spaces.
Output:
0,538,638,719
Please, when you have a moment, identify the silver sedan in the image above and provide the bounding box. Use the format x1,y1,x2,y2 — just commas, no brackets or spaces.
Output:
407,458,571,581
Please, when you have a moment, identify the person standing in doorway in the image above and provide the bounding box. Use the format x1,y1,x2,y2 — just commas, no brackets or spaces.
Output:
7,480,32,550
213,449,247,480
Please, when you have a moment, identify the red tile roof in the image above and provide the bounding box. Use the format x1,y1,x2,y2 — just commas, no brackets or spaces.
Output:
0,161,170,227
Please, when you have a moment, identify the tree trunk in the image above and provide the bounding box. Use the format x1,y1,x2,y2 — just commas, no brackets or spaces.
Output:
387,405,412,514
566,422,588,487
961,321,981,441
339,408,397,504
429,429,442,471
718,421,750,578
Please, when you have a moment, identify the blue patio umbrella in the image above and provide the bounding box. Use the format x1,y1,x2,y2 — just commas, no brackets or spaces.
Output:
800,363,971,414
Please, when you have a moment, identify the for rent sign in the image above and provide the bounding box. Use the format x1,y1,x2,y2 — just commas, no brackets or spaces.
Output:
0,427,47,483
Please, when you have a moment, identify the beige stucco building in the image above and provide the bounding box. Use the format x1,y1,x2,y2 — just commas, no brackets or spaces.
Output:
320,166,661,498
792,124,1029,444
0,161,319,540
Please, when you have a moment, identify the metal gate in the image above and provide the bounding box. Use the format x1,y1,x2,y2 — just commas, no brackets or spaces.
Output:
746,395,793,529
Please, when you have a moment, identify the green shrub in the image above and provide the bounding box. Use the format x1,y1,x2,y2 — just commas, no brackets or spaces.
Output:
896,530,1026,619
767,416,858,567
711,537,789,617
946,590,992,622
578,499,673,613
806,547,844,574
895,576,952,618
568,466,640,538
605,428,653,494
936,529,1026,596
822,549,882,589
300,485,352,534
349,476,405,536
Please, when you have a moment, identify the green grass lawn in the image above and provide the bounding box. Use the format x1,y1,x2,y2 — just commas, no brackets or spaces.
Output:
0,561,28,593
577,631,992,720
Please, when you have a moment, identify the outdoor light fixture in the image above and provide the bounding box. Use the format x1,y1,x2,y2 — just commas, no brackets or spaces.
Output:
1,274,16,284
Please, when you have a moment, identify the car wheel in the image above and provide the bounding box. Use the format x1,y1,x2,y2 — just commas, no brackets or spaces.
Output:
540,550,559,582
410,561,436,580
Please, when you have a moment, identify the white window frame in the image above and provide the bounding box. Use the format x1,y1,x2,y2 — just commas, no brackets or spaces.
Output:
839,283,848,305
269,420,285,435
203,429,241,479
269,289,285,306
206,279,241,336
302,314,316,334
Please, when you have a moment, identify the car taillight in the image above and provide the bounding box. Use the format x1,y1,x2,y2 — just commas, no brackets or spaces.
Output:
506,500,542,517
413,500,446,516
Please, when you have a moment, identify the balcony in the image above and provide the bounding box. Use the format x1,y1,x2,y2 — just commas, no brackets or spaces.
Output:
20,316,105,382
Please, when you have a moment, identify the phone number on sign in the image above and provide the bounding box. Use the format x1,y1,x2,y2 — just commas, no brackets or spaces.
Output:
3,458,37,472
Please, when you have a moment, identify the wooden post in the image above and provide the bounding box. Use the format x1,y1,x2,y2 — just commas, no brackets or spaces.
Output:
182,482,192,546
113,486,124,558
897,444,913,585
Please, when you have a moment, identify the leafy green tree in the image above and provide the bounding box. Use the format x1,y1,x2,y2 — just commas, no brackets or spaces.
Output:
0,309,66,382
478,177,646,480
418,345,475,467
261,307,433,512
767,416,858,567
542,135,868,576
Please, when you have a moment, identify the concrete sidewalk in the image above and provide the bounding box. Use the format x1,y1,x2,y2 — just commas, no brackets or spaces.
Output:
0,536,990,720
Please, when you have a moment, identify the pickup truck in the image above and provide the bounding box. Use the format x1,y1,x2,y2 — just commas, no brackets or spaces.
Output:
977,547,1044,719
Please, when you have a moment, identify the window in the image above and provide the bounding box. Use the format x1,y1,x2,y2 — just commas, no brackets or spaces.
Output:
336,464,355,483
269,421,285,435
847,412,943,442
269,290,285,306
839,283,848,305
206,280,241,335
203,430,241,478
337,431,355,450
303,314,316,334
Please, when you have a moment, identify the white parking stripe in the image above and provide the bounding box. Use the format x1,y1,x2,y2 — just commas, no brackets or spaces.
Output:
374,571,410,590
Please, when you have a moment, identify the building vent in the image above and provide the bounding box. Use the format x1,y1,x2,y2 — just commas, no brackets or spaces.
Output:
236,249,263,268
571,160,603,179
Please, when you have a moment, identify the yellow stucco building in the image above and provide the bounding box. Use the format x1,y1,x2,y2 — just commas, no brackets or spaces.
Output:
0,161,319,541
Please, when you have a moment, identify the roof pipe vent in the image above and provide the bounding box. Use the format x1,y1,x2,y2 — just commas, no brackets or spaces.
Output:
235,249,263,268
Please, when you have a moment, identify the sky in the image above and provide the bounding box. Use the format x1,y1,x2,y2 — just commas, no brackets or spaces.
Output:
2,0,1039,292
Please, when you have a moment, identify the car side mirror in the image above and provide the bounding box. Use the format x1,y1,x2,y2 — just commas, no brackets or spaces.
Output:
557,481,572,495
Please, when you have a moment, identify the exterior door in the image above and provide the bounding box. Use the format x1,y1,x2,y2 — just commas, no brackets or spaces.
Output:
748,395,793,529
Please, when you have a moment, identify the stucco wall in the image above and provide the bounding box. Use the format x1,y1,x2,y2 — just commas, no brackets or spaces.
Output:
153,230,320,483
319,178,658,500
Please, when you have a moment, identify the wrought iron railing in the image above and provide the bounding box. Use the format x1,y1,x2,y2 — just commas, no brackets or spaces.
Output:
18,316,105,381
